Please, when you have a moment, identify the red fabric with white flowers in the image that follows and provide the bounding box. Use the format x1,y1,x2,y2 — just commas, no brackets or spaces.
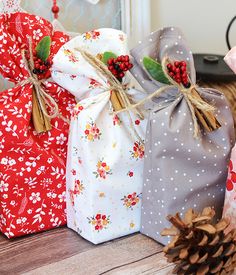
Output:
0,12,76,238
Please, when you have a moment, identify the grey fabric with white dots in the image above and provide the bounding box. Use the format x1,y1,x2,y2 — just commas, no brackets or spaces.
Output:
130,27,235,245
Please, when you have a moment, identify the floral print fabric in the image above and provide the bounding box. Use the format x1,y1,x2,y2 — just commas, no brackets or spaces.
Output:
223,133,236,232
52,28,147,244
0,12,76,238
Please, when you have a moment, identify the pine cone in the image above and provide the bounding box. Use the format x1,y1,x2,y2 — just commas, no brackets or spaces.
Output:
161,207,236,275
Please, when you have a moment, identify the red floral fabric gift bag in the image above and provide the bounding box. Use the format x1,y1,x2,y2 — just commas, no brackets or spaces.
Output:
0,12,75,238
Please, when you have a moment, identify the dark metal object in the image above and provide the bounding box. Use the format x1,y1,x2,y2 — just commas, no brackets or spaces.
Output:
193,53,236,82
193,15,236,82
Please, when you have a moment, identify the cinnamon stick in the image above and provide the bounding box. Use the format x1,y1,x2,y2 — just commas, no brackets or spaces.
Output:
32,88,51,133
191,88,221,132
110,90,123,112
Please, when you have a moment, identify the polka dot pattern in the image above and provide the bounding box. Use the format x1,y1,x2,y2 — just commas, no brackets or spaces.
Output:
130,27,235,245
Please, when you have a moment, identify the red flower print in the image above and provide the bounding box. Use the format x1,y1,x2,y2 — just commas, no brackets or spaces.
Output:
96,214,101,220
70,75,77,80
89,78,101,89
121,192,141,210
127,171,134,177
113,115,122,126
93,159,112,179
69,179,84,206
88,213,110,232
83,30,100,41
71,169,76,176
135,119,140,125
71,104,84,119
227,180,234,191
130,141,145,160
83,119,101,142
226,160,236,191
63,48,79,63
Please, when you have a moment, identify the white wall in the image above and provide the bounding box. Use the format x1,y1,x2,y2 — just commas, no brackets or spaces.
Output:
150,0,236,55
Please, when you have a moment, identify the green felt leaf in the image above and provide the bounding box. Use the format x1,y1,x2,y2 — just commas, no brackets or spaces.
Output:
36,36,51,62
102,51,117,65
143,56,170,84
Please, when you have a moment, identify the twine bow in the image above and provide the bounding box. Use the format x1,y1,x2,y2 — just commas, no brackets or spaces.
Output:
115,57,221,138
19,37,63,133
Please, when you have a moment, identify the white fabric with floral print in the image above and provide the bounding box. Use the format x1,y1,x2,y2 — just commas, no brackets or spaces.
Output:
52,28,147,244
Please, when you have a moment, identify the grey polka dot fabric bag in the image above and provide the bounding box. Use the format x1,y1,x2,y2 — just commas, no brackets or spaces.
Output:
130,27,235,245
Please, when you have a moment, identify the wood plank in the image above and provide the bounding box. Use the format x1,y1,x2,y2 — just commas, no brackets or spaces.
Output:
23,234,164,275
0,227,94,274
102,253,173,275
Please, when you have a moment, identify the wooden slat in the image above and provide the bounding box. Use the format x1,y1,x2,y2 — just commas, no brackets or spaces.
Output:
102,253,173,275
0,227,93,274
23,234,164,275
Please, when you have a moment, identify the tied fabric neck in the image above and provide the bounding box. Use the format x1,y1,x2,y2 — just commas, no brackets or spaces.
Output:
75,47,145,142
19,37,62,134
116,57,221,138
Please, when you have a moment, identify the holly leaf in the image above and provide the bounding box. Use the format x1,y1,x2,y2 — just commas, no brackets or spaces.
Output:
102,51,117,65
143,56,170,84
36,36,51,62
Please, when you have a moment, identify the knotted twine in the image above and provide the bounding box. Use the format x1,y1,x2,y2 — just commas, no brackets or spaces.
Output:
75,47,145,142
74,49,220,138
18,37,67,133
115,57,221,138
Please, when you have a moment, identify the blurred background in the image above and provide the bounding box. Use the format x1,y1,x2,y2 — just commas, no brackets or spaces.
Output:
0,0,236,90
21,0,236,54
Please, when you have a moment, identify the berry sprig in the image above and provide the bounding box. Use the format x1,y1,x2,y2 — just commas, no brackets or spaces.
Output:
107,55,133,82
27,36,52,80
32,49,53,80
166,61,190,88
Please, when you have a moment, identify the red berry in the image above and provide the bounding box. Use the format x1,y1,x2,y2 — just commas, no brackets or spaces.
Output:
119,63,125,70
124,55,129,62
108,65,113,71
128,63,133,69
181,61,186,67
135,119,140,125
102,215,106,220
119,72,124,78
108,59,113,65
44,71,51,79
95,225,99,230
117,56,121,62
174,61,180,67
175,68,180,73
167,63,172,70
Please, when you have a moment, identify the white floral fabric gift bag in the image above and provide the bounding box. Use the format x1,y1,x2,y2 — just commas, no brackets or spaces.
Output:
52,28,147,244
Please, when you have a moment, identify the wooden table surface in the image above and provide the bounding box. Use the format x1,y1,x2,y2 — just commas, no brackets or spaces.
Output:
0,227,173,275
